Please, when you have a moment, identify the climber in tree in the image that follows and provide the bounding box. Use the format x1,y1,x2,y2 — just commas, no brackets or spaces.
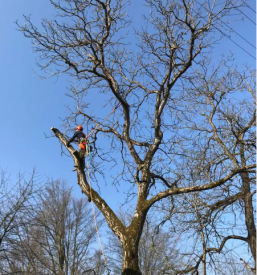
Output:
67,125,94,158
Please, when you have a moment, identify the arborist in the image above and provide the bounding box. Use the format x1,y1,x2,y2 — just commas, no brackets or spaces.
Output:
67,125,94,169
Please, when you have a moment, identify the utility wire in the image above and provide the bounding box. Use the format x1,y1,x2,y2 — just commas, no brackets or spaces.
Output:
222,21,256,49
195,0,256,50
243,2,256,13
235,7,256,25
193,0,256,60
214,26,255,60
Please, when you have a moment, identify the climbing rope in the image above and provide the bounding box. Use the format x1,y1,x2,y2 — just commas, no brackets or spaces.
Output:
86,158,107,265
78,101,122,269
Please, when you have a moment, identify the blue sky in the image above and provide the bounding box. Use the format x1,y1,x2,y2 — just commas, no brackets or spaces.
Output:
0,0,255,211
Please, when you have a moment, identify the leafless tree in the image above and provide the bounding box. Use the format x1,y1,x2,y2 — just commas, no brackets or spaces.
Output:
0,169,36,275
182,60,256,272
153,59,256,274
5,179,103,275
17,0,254,274
160,190,255,275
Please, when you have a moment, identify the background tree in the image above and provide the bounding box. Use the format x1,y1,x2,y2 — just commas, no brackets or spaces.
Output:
0,169,35,275
3,179,103,275
18,0,255,274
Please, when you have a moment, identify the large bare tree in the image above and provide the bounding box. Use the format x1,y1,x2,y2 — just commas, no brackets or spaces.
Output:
180,61,256,273
153,60,256,274
18,0,255,274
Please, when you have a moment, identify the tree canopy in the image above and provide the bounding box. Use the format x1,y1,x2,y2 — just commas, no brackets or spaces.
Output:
17,0,256,274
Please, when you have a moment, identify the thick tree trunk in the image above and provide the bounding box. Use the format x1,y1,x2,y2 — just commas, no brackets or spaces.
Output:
121,238,142,275
121,201,148,275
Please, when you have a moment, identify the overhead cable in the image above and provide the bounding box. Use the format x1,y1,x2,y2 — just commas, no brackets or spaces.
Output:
243,2,256,13
214,25,256,60
235,7,256,25
193,0,256,60
194,0,256,50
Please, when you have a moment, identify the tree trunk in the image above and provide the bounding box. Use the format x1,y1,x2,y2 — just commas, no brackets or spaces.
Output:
241,173,256,266
121,204,148,275
239,140,256,267
121,238,142,275
201,232,206,275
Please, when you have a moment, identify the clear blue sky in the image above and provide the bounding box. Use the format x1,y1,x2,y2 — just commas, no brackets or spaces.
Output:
0,0,255,210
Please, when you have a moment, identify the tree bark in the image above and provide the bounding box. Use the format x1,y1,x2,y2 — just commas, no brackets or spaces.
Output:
240,138,256,267
241,173,256,266
121,186,148,275
121,238,142,275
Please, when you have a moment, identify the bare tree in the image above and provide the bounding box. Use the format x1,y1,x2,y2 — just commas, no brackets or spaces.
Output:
17,1,254,274
180,60,256,272
0,169,36,275
153,59,256,274
161,190,255,275
6,179,103,275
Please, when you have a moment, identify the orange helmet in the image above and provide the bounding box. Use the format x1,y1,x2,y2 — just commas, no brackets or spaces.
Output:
75,125,83,131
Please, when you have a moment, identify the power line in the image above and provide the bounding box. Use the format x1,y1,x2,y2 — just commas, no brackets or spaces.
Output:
194,0,255,49
226,25,255,49
243,2,256,14
214,25,256,60
222,21,256,49
193,0,256,60
236,7,256,25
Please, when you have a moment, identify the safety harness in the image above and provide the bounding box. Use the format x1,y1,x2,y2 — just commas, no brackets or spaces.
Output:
78,136,91,157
